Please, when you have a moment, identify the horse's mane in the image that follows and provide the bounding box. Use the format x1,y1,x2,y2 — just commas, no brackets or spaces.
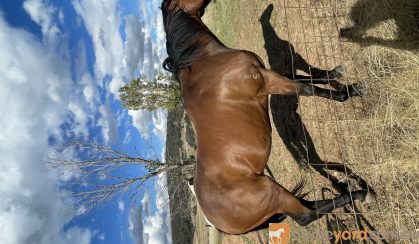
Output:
161,1,213,80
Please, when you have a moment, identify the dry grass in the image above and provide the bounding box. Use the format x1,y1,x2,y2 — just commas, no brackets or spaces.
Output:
358,48,418,162
192,0,419,243
351,41,419,241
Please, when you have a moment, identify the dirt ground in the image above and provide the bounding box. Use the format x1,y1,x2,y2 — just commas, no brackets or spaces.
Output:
190,0,418,243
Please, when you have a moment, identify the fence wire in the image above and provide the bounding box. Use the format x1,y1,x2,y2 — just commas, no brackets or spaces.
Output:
275,0,418,243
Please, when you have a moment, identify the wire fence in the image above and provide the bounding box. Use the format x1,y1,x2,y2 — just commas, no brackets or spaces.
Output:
267,0,418,243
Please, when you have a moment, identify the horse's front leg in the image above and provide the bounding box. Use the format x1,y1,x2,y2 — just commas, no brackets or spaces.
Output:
290,190,375,226
259,177,374,228
258,68,364,102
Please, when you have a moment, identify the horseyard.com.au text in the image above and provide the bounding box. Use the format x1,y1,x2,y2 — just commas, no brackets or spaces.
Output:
268,223,418,243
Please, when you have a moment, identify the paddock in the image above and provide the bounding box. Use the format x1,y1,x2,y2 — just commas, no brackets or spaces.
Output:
180,0,418,243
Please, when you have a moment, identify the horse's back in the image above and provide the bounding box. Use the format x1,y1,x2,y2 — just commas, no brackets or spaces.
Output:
182,50,271,173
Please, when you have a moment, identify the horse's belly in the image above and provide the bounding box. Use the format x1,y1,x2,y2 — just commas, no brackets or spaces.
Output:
194,173,280,234
196,124,271,173
190,101,272,173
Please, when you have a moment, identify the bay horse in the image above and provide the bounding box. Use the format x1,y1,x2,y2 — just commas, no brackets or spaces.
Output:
161,0,373,234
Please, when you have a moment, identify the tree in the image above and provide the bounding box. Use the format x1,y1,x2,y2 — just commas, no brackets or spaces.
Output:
49,141,194,211
119,72,181,111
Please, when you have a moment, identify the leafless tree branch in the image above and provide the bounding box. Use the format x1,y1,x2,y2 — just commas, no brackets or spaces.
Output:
49,141,195,212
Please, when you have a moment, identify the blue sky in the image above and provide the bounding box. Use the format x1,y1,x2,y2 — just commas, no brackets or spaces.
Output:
0,0,171,243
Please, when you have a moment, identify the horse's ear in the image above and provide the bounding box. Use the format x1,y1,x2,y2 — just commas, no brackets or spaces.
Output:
180,0,212,16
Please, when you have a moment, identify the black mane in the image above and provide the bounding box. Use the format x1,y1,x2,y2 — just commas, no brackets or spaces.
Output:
161,2,214,80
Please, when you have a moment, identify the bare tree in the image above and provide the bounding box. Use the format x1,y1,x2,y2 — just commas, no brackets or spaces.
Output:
49,141,194,212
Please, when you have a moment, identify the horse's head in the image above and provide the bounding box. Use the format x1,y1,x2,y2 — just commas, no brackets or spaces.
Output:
162,0,211,17
161,0,214,79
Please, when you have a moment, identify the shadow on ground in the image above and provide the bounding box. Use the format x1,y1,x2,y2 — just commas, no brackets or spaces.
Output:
339,0,419,50
260,4,386,244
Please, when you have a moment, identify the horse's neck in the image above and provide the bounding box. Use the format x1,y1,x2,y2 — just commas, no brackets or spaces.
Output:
200,36,229,57
177,18,229,82
178,35,227,83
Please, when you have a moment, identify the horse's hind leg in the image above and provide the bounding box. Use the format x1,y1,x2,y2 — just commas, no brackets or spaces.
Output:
302,64,345,81
258,68,363,102
282,74,345,91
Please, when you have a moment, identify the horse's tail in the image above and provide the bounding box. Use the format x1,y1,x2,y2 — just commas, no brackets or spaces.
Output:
291,179,309,198
266,166,308,198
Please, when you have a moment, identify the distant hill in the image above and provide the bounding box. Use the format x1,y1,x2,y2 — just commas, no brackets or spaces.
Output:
165,106,196,244
166,106,222,244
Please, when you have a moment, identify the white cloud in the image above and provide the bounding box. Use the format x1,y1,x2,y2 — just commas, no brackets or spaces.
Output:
123,129,132,145
130,1,158,80
123,11,163,80
128,110,167,142
97,101,119,144
0,6,91,244
154,4,166,62
97,233,105,241
23,0,67,56
58,8,65,25
129,203,144,244
143,174,172,244
23,0,56,38
65,227,93,244
142,38,154,79
128,110,153,140
118,201,125,213
128,175,172,244
23,0,97,141
139,0,151,40
123,15,145,78
81,74,96,106
68,100,89,138
75,40,99,109
61,40,99,140
152,110,168,143
143,0,167,64
72,0,125,94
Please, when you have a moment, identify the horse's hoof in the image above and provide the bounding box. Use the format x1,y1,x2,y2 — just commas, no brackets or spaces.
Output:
364,191,377,204
350,82,367,97
331,65,345,79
